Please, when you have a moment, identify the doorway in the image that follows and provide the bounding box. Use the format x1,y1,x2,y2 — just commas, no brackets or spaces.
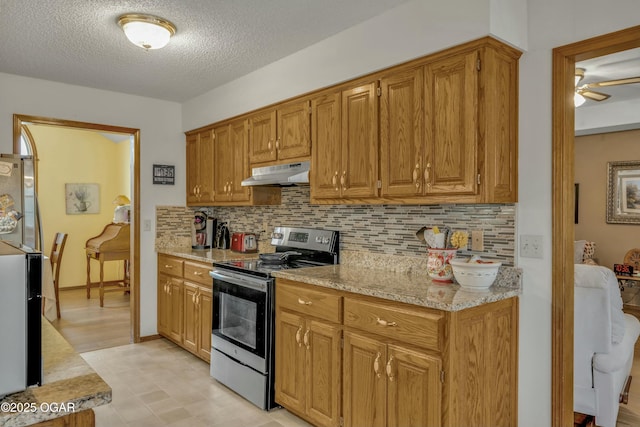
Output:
13,114,141,345
552,25,640,426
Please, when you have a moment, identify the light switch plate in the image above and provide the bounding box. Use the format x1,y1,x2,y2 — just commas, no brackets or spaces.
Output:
520,234,543,258
143,219,151,232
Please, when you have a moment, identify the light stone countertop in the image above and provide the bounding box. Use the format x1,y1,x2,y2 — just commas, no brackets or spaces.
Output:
271,254,522,312
272,265,522,311
156,246,264,264
0,319,111,427
157,247,522,312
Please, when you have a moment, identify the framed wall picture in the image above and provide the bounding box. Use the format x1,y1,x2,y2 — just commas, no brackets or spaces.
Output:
65,183,100,214
607,160,640,224
153,164,175,185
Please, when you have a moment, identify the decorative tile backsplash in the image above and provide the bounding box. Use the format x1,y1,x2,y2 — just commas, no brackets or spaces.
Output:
156,186,515,265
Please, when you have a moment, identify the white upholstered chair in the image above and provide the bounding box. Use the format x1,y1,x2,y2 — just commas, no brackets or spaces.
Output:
574,264,640,427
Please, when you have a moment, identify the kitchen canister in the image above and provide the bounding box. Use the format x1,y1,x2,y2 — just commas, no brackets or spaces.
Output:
427,248,457,282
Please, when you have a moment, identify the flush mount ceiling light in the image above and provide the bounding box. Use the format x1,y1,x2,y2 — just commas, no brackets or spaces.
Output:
117,14,176,50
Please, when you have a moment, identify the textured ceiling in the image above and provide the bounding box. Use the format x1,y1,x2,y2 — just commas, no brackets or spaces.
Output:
0,0,409,102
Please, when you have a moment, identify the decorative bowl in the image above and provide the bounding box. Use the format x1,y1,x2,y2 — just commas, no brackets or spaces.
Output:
449,258,502,290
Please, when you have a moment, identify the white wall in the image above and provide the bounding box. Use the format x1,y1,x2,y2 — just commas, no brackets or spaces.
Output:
183,0,525,130
0,72,184,336
522,0,640,425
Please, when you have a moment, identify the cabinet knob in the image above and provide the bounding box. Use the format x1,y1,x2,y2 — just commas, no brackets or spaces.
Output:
303,328,310,349
386,356,394,381
268,139,273,151
341,171,347,191
295,325,303,347
297,298,312,306
373,352,382,378
376,317,398,327
193,271,202,276
275,138,281,150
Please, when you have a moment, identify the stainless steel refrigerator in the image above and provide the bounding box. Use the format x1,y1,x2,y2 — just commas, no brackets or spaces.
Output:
0,154,40,250
0,240,42,397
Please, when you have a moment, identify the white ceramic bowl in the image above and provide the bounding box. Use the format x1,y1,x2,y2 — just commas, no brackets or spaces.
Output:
449,258,502,290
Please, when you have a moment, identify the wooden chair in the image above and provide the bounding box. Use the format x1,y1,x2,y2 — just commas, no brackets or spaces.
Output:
624,248,640,271
50,232,68,318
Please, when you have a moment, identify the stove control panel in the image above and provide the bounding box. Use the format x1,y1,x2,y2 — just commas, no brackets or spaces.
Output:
270,226,338,253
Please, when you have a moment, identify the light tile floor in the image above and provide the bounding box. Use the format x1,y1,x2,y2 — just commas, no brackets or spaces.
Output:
81,339,312,427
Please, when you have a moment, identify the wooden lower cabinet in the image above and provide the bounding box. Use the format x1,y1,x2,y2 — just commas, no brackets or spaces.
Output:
274,279,518,427
276,311,342,427
157,255,213,362
157,273,182,343
343,331,441,427
276,281,342,427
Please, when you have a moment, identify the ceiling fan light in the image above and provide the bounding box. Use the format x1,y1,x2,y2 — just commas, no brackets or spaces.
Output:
575,68,585,86
574,92,586,107
118,14,176,50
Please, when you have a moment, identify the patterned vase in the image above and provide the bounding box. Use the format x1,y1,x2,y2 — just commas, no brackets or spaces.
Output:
427,248,457,282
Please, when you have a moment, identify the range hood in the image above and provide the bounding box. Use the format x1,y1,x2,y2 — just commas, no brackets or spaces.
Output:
241,161,310,186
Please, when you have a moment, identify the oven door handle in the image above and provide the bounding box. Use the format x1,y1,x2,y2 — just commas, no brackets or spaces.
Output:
210,270,268,293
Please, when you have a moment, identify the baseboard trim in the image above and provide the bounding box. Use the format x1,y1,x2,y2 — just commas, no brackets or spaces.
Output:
140,334,162,342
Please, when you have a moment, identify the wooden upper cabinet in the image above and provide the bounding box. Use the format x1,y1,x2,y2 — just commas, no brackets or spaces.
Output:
424,50,478,197
186,129,215,206
380,67,424,198
229,119,251,202
214,119,251,203
277,101,311,161
249,110,277,164
311,83,378,203
311,91,341,201
213,124,232,202
341,82,379,199
249,100,311,166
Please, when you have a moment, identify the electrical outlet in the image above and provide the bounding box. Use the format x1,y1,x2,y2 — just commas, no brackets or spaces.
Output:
471,229,484,251
520,234,543,258
143,219,151,232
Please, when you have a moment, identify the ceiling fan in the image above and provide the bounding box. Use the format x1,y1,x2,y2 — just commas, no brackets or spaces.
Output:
575,67,640,106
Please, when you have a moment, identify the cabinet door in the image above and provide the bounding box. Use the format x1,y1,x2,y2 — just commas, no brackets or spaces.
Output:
249,110,277,164
196,129,216,204
305,320,342,427
311,91,342,201
277,100,311,161
186,133,200,204
386,344,441,427
341,82,379,199
275,310,306,414
197,286,213,362
183,282,199,353
213,124,232,202
157,273,171,336
424,51,478,196
380,67,424,198
229,119,251,202
168,278,183,343
343,331,386,427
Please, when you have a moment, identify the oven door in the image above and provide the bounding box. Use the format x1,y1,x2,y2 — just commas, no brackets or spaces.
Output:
210,270,271,366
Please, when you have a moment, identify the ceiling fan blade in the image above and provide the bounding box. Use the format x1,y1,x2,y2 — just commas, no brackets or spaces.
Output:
578,89,611,102
586,76,640,88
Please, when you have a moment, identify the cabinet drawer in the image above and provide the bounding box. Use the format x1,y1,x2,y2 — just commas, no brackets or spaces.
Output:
277,280,342,324
158,255,184,276
344,297,443,351
184,261,212,286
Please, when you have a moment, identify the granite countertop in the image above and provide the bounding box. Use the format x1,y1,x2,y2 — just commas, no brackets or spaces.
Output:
158,247,522,312
157,246,266,263
0,319,111,427
271,262,522,312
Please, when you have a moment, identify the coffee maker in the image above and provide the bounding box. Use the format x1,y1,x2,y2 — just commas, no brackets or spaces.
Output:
191,212,216,249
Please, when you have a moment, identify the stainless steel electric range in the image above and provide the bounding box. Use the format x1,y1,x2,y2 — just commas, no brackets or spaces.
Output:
208,226,339,410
